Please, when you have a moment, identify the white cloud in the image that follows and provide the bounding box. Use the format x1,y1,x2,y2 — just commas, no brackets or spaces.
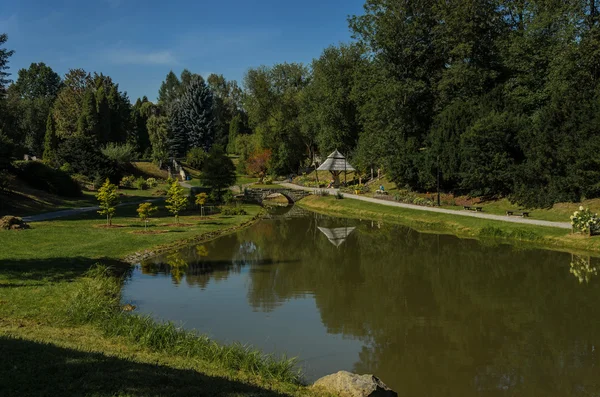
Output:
108,49,178,65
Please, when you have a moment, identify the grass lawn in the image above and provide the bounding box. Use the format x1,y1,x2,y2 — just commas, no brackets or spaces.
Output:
298,195,600,254
237,175,260,186
0,203,329,396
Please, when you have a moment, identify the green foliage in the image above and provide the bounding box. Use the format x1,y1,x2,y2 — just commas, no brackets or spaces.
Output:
96,178,118,226
222,189,235,205
136,202,158,229
169,75,215,157
165,181,188,222
12,160,82,197
120,175,135,188
101,142,138,165
199,146,236,199
43,113,59,165
146,177,158,188
571,207,600,236
221,206,247,216
134,176,148,190
59,162,72,174
185,147,207,170
146,115,170,165
0,130,15,170
56,136,120,182
0,33,14,95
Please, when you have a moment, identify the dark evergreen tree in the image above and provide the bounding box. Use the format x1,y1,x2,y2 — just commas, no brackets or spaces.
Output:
0,34,14,97
96,86,111,143
199,145,236,200
169,75,215,155
77,89,99,139
43,113,59,165
158,71,181,112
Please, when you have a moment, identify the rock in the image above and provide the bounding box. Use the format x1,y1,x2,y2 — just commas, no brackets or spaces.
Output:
312,371,397,397
122,304,136,312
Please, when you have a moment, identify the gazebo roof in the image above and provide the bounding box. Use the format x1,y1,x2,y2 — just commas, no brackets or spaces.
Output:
317,150,355,172
317,226,356,247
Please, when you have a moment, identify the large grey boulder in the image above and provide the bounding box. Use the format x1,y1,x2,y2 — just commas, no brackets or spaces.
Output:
312,371,397,397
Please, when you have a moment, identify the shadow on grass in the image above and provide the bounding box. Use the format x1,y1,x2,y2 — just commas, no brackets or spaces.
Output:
0,257,130,283
0,336,291,397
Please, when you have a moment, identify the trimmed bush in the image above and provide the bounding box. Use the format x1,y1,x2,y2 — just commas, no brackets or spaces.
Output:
120,175,136,188
146,177,158,188
134,177,148,190
12,161,82,197
221,207,248,216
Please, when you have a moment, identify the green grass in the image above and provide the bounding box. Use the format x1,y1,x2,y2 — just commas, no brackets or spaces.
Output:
298,195,600,254
0,202,329,396
237,175,260,186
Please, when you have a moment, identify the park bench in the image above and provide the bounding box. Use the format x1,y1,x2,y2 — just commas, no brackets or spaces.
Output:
506,210,529,218
375,190,389,196
463,206,483,212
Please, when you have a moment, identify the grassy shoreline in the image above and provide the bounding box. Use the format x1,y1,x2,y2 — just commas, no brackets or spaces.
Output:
0,203,328,396
298,195,600,256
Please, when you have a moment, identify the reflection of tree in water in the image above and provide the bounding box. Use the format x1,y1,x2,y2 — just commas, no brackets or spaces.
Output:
570,255,599,284
140,214,600,395
241,219,600,396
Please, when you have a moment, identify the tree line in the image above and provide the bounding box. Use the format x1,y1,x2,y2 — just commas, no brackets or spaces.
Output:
2,0,600,207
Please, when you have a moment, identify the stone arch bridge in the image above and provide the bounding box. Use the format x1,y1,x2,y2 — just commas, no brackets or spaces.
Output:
244,188,310,204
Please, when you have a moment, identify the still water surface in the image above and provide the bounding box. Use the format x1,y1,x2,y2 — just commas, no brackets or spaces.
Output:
122,206,600,395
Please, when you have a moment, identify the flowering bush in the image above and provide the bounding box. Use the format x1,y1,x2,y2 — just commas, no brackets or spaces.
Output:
570,206,600,236
146,177,158,188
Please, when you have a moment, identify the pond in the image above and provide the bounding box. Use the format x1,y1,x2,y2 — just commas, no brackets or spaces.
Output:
122,206,600,396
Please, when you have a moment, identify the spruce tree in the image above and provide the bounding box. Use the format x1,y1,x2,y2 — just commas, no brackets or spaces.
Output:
169,75,216,156
43,113,58,165
96,86,111,143
77,89,100,139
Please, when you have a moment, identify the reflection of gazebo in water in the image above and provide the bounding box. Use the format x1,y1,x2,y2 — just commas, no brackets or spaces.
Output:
317,150,355,187
317,226,356,247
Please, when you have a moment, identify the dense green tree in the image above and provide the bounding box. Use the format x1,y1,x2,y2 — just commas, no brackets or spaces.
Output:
43,113,58,165
147,115,170,166
244,63,309,175
0,34,14,97
199,146,236,199
303,44,364,157
77,89,100,138
129,96,153,153
169,75,215,156
12,62,61,99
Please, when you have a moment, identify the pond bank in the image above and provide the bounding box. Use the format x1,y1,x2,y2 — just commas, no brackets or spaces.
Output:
297,195,600,255
0,203,329,396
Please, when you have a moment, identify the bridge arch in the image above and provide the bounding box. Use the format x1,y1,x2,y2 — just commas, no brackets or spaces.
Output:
244,188,310,205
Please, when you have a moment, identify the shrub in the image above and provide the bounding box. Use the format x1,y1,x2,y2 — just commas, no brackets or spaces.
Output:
221,207,248,216
101,142,138,165
134,177,148,190
263,177,273,185
571,206,600,236
222,190,235,205
12,160,81,197
59,162,73,174
120,175,136,188
186,147,207,170
335,192,344,200
315,189,330,197
146,177,158,188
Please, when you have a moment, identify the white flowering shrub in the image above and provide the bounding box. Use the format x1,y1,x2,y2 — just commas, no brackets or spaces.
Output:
570,206,600,236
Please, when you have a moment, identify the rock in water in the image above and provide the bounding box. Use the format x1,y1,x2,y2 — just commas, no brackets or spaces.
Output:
312,371,397,397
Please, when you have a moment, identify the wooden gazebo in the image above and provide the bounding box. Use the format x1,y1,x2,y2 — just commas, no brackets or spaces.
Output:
317,150,355,187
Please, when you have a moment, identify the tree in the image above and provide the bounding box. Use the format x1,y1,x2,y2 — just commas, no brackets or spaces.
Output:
195,192,208,217
0,34,14,97
96,178,118,226
43,114,58,165
158,71,181,112
246,149,271,180
77,89,99,138
12,62,61,99
137,202,158,230
199,146,236,200
165,181,188,223
147,115,170,166
52,69,91,138
186,147,207,170
169,75,216,157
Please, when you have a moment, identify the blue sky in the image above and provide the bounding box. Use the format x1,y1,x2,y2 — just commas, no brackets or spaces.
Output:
1,0,365,101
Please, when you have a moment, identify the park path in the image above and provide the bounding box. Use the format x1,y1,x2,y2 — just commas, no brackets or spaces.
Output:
278,182,572,230
22,199,161,223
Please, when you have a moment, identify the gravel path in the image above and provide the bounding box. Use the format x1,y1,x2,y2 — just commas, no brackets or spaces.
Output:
278,182,572,230
22,198,161,223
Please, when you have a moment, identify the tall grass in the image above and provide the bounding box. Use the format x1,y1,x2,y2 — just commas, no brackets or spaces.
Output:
66,265,302,384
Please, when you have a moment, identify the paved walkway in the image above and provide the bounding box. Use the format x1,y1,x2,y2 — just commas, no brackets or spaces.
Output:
23,199,161,223
278,183,572,230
